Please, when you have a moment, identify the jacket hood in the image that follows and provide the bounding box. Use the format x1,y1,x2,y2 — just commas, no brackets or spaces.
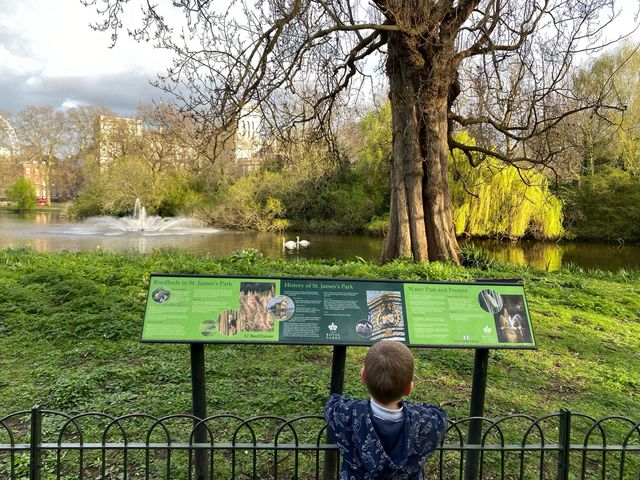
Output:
325,394,447,480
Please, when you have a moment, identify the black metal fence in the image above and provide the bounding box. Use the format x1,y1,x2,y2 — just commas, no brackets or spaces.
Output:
1,407,639,479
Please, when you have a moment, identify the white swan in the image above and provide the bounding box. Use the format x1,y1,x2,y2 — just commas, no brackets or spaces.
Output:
282,237,297,250
296,236,310,248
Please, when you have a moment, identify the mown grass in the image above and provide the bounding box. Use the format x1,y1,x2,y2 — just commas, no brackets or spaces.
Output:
0,247,638,423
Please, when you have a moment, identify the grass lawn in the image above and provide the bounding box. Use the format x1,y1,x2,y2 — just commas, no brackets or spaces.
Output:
0,248,638,423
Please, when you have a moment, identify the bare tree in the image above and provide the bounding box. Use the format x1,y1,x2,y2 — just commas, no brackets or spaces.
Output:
14,106,69,206
66,105,114,154
83,0,634,262
63,105,115,198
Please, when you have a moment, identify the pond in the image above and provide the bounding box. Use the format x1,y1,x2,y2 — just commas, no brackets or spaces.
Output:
1,211,638,272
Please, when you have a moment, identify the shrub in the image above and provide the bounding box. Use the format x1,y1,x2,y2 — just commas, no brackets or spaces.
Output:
70,184,107,217
72,156,205,218
204,172,290,231
459,243,498,270
562,166,640,241
156,170,206,216
7,177,37,211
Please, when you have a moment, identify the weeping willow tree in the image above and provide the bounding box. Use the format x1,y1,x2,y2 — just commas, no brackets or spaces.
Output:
450,132,563,239
354,112,564,240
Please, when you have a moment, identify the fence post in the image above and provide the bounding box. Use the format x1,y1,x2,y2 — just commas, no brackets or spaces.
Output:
557,408,571,480
29,405,42,480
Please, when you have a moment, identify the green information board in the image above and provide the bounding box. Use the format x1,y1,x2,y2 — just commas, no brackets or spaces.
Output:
142,274,535,348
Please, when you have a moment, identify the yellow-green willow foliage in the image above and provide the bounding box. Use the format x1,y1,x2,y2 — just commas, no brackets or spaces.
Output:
450,132,563,239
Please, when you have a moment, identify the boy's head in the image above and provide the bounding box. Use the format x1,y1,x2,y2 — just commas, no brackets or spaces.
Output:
362,341,414,403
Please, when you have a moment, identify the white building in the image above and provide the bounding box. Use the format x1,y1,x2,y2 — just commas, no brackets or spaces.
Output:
234,106,264,173
95,109,266,175
94,115,144,167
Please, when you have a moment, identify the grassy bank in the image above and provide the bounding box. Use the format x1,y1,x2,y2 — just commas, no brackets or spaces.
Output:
0,249,638,421
0,205,66,213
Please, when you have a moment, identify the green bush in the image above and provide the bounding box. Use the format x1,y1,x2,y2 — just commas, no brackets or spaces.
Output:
562,166,640,241
204,172,290,231
365,215,390,235
72,156,205,218
7,177,37,211
204,152,387,233
459,243,498,270
156,170,206,216
70,184,108,217
324,181,382,231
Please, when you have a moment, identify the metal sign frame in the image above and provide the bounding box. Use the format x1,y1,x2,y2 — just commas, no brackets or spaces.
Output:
142,273,535,480
142,273,536,349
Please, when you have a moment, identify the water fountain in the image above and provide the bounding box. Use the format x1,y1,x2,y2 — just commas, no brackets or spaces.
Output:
0,198,221,255
81,198,213,235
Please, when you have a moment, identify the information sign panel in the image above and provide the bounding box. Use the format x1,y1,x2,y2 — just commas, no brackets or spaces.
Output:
142,274,535,348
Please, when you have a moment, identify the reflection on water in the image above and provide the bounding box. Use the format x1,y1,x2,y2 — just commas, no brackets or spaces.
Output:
4,211,54,225
0,211,638,271
460,238,640,272
464,240,564,271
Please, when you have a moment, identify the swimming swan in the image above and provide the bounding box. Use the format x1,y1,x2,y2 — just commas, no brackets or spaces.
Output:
282,237,297,249
296,236,310,247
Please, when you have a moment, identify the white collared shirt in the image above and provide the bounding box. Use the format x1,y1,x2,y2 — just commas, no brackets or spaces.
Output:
370,398,404,422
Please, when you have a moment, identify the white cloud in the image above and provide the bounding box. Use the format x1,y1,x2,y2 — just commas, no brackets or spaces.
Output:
0,44,40,77
0,0,168,113
61,98,88,110
25,76,42,87
0,0,638,116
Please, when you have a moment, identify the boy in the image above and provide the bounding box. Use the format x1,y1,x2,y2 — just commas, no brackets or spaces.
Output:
324,341,447,479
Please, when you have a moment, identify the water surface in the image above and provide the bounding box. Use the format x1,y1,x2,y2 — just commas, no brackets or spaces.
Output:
1,211,638,271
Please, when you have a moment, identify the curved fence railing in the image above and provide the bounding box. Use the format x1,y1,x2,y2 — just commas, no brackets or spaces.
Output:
0,407,638,479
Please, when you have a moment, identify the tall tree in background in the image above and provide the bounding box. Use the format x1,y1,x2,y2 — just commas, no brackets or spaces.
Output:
569,43,640,178
14,106,68,206
66,105,114,154
63,105,115,199
83,0,631,263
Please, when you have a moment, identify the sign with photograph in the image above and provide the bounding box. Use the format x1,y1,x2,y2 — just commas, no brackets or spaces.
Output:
142,274,535,348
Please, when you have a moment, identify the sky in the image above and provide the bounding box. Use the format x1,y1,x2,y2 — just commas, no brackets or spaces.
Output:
0,0,169,115
1,1,639,118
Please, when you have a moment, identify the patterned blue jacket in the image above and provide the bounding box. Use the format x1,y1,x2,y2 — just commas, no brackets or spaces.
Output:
324,394,447,480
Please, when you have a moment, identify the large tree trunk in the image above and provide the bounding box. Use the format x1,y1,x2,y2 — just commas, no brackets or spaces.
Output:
381,32,460,264
421,92,460,262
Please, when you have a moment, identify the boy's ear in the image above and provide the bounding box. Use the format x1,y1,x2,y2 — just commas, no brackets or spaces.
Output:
361,367,366,384
403,381,414,396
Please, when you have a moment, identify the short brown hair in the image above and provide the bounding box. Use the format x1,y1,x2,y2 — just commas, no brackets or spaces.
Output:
363,341,414,403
